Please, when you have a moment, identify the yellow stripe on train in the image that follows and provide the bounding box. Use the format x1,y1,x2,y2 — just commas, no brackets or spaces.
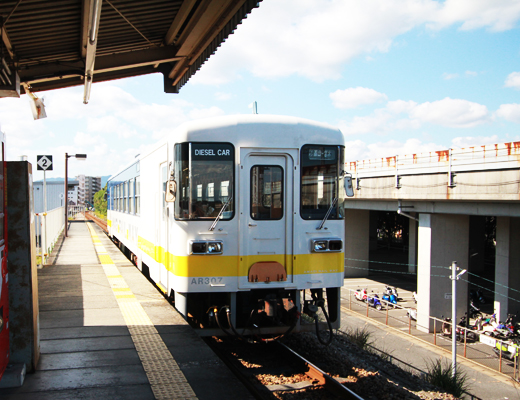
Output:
137,235,343,277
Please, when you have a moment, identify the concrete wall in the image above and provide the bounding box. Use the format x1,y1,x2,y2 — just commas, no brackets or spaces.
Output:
408,217,417,273
509,218,520,318
417,213,469,332
345,209,369,277
495,217,520,321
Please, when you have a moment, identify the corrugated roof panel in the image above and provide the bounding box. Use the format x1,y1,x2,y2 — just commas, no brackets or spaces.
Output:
0,0,262,95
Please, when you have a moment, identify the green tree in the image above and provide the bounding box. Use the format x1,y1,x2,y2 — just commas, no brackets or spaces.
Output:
94,185,107,220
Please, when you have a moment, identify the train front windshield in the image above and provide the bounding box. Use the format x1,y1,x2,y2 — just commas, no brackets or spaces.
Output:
174,143,234,220
300,145,345,220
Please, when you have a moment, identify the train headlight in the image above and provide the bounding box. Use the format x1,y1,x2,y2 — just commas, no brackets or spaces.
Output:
207,241,223,254
189,240,223,255
313,240,328,252
311,238,343,253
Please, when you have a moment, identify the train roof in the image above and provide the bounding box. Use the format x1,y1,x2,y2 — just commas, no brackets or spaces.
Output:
109,114,344,181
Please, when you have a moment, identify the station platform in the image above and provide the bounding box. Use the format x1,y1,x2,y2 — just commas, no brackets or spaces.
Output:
0,221,253,400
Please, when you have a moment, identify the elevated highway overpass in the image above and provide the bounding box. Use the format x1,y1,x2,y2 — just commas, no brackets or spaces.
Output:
344,142,520,331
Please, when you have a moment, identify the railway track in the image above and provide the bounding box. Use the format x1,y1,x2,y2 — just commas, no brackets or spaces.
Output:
85,211,107,232
205,337,364,400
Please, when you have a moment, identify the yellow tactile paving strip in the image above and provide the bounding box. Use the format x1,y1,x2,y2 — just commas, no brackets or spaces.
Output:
86,223,197,400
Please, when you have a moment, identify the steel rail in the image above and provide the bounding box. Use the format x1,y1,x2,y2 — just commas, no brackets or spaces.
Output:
279,342,365,400
85,211,107,233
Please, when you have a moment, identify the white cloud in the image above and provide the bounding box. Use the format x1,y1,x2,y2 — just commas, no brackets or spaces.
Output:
496,103,520,123
330,87,387,109
409,97,489,128
344,139,370,161
430,0,520,32
74,131,103,146
86,116,139,139
339,112,391,135
0,97,48,151
451,135,500,148
215,92,232,101
188,106,225,121
386,100,418,114
345,137,442,161
0,83,228,175
505,72,520,89
45,84,140,121
465,70,478,77
338,95,489,135
191,0,520,85
443,73,459,80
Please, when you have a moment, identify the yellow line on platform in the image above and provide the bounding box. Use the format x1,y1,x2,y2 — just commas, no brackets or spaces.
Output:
86,222,197,400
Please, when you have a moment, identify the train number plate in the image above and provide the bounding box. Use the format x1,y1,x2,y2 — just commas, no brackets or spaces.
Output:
191,277,224,285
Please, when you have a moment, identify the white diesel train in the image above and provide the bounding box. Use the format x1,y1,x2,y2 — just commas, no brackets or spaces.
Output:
107,115,352,341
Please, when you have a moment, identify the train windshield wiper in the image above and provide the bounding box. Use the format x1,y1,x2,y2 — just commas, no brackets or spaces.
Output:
317,197,337,230
209,195,233,231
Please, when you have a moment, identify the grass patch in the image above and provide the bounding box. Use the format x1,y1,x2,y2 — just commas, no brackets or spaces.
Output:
425,358,470,397
344,326,373,350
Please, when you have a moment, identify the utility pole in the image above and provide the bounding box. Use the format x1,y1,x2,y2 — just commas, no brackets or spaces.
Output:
449,261,467,379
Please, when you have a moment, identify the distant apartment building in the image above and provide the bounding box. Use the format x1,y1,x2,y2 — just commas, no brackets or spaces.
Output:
77,175,101,207
67,184,79,205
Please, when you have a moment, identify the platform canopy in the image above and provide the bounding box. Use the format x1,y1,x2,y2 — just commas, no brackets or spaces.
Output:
0,0,260,102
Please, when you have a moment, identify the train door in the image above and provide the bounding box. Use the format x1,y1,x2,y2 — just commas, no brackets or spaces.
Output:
158,163,169,292
239,151,294,287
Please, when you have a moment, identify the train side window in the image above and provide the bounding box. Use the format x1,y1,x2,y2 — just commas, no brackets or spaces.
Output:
124,181,128,213
129,178,135,214
250,165,283,220
135,176,140,215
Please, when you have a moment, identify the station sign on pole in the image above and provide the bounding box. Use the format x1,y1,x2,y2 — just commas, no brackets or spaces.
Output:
37,155,52,265
36,155,52,171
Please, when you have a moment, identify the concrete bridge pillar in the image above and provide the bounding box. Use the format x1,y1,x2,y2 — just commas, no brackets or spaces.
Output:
417,213,469,332
495,217,520,322
344,209,369,277
408,217,417,274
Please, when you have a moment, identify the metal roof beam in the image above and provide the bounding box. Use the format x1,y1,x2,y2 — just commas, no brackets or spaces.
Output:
164,0,198,45
80,0,92,58
1,20,16,60
19,46,183,85
83,0,102,104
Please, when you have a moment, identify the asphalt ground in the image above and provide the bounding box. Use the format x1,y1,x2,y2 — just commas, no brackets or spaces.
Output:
340,276,520,400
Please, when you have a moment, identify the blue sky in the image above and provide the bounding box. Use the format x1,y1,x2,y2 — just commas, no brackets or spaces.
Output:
1,0,520,179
